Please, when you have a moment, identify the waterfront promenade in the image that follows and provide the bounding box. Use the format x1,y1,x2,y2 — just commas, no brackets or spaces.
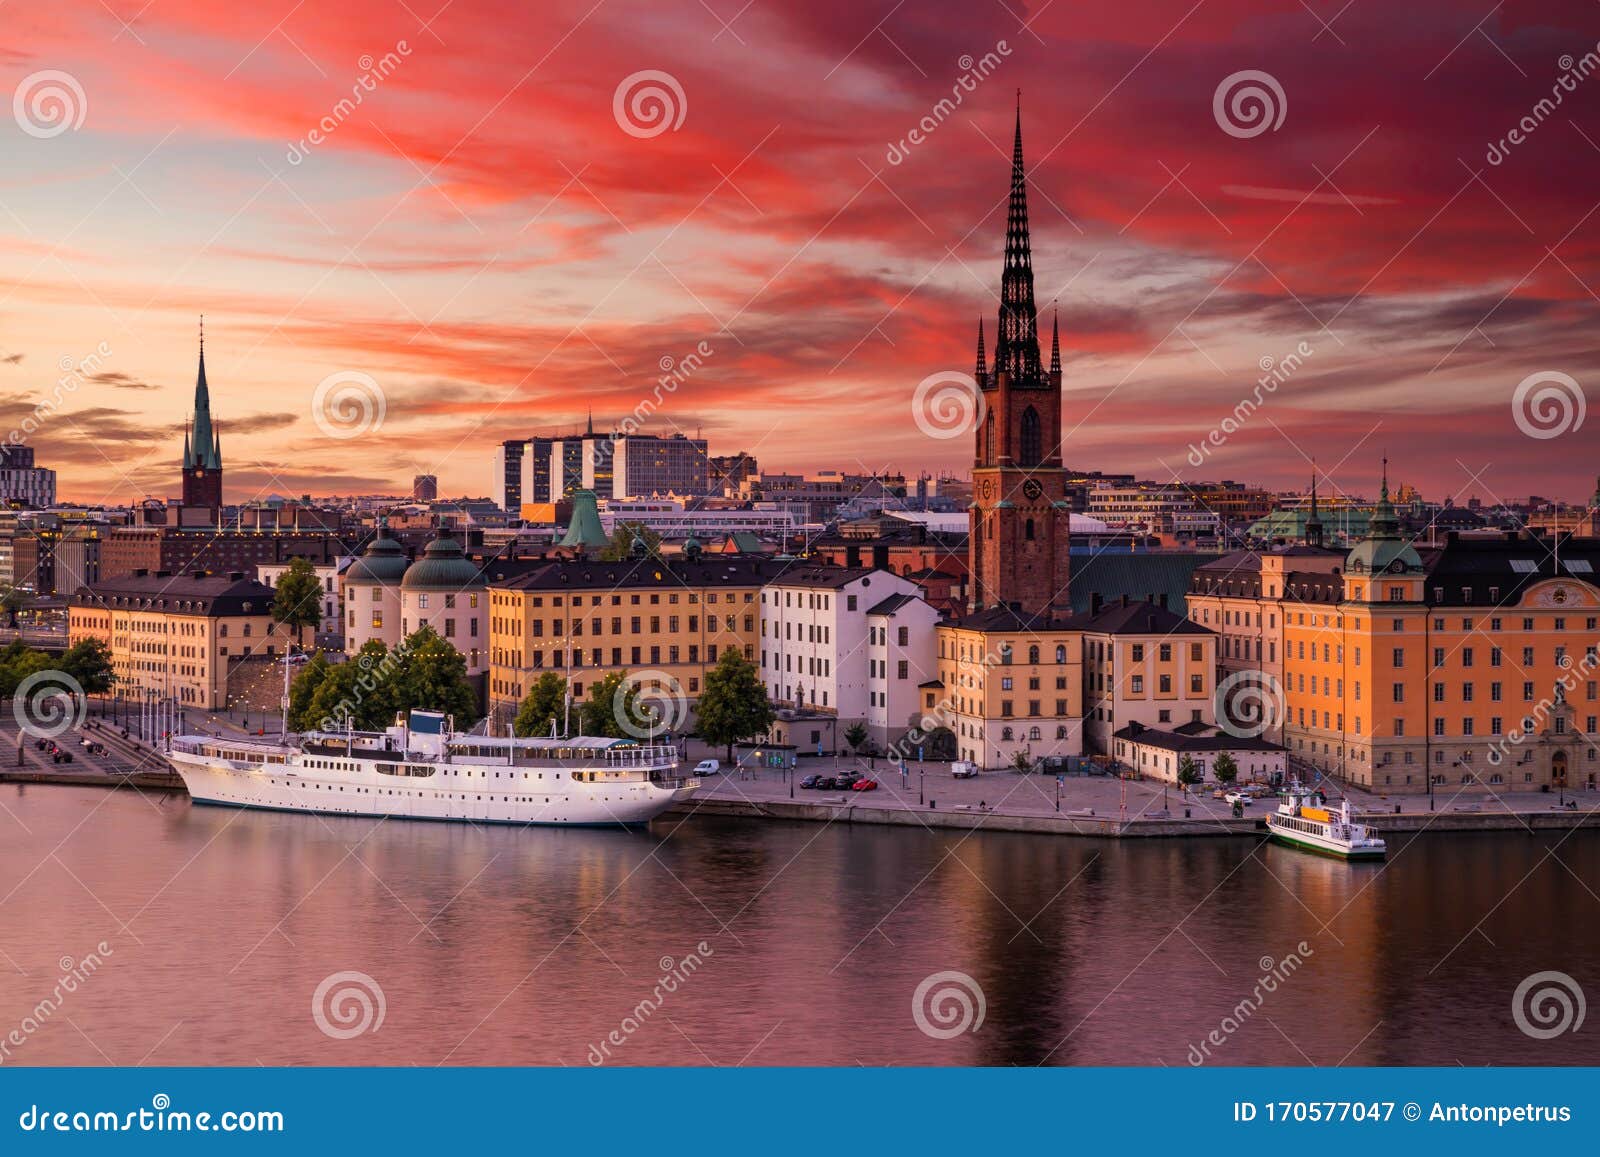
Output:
672,752,1600,838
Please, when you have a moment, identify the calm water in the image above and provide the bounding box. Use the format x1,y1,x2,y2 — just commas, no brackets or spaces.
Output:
1,784,1596,1067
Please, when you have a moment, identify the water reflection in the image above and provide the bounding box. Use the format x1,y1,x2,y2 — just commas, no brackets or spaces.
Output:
0,787,1595,1066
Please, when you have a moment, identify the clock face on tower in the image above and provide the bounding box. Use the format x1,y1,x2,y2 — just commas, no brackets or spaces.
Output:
979,478,995,500
1022,478,1043,501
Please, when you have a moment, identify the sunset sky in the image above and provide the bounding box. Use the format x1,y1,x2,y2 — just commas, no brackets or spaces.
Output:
4,1,1600,507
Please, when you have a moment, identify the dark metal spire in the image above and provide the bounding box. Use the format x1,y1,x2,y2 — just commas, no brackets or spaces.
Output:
975,318,987,379
1049,307,1061,374
1306,463,1324,547
993,97,1042,386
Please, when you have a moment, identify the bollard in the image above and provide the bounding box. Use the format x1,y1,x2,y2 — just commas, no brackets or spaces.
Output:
930,799,936,809
1394,804,1401,814
1185,808,1191,819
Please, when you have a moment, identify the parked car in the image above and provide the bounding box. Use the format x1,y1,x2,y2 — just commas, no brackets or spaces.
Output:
951,761,979,779
1224,791,1252,806
815,776,838,791
851,779,879,792
692,760,722,776
799,774,825,789
834,772,862,789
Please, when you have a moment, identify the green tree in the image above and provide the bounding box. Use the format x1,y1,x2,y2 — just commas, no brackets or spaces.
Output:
304,641,398,732
843,721,868,756
579,670,638,738
271,557,324,648
0,643,52,697
286,650,331,731
392,626,479,726
1212,751,1239,784
1176,754,1201,788
1012,750,1034,772
696,648,774,763
598,521,662,561
513,671,568,737
59,637,115,696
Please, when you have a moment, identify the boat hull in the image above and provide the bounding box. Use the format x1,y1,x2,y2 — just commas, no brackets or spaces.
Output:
168,751,694,828
1267,820,1386,860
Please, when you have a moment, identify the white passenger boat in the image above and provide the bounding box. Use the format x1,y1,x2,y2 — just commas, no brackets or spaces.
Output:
166,710,697,827
1265,785,1386,860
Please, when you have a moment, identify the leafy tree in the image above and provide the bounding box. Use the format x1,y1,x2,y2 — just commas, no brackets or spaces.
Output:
301,641,398,732
579,670,638,738
59,638,115,695
1012,750,1034,772
696,648,774,763
272,557,324,648
598,521,662,561
392,626,479,726
0,643,53,698
1176,754,1201,787
1212,751,1239,784
514,671,568,737
286,651,331,731
843,721,868,755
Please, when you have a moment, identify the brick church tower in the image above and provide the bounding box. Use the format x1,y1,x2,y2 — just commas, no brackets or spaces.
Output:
182,319,223,508
968,104,1072,616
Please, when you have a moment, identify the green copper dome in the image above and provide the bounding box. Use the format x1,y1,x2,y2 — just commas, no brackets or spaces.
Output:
560,489,609,552
1345,464,1422,575
401,531,484,590
345,525,409,585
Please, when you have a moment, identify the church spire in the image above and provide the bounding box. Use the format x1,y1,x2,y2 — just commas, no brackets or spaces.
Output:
1306,463,1324,548
975,318,987,379
1049,307,1061,375
993,96,1042,386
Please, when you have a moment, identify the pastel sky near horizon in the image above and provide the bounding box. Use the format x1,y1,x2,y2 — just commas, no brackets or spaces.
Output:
4,1,1600,508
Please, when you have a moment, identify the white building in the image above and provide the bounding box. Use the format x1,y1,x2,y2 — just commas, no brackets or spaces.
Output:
342,524,408,653
1111,724,1286,785
257,559,349,640
1079,596,1219,754
600,499,795,539
759,566,936,750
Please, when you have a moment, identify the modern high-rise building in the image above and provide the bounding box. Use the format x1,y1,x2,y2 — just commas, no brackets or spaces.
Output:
412,474,438,501
0,444,56,507
181,321,223,508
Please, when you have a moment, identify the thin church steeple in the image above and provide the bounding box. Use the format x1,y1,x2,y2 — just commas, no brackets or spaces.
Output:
993,94,1042,386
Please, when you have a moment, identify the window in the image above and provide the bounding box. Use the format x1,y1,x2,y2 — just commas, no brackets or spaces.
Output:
1019,405,1042,468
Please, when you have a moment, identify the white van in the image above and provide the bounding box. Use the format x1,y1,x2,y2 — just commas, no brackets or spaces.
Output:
951,761,979,779
692,759,722,776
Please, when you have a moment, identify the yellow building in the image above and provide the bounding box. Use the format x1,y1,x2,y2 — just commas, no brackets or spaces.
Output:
68,572,292,710
933,607,1084,768
486,555,789,723
1193,479,1599,794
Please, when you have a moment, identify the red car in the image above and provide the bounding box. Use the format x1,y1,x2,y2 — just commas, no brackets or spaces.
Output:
850,778,878,792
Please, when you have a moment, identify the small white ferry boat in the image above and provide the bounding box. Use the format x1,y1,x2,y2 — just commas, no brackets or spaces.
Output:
1265,785,1386,860
166,710,697,827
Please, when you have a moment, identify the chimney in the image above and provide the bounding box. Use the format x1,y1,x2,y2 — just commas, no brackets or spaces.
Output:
1090,592,1103,615
1158,593,1168,609
1120,593,1130,607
